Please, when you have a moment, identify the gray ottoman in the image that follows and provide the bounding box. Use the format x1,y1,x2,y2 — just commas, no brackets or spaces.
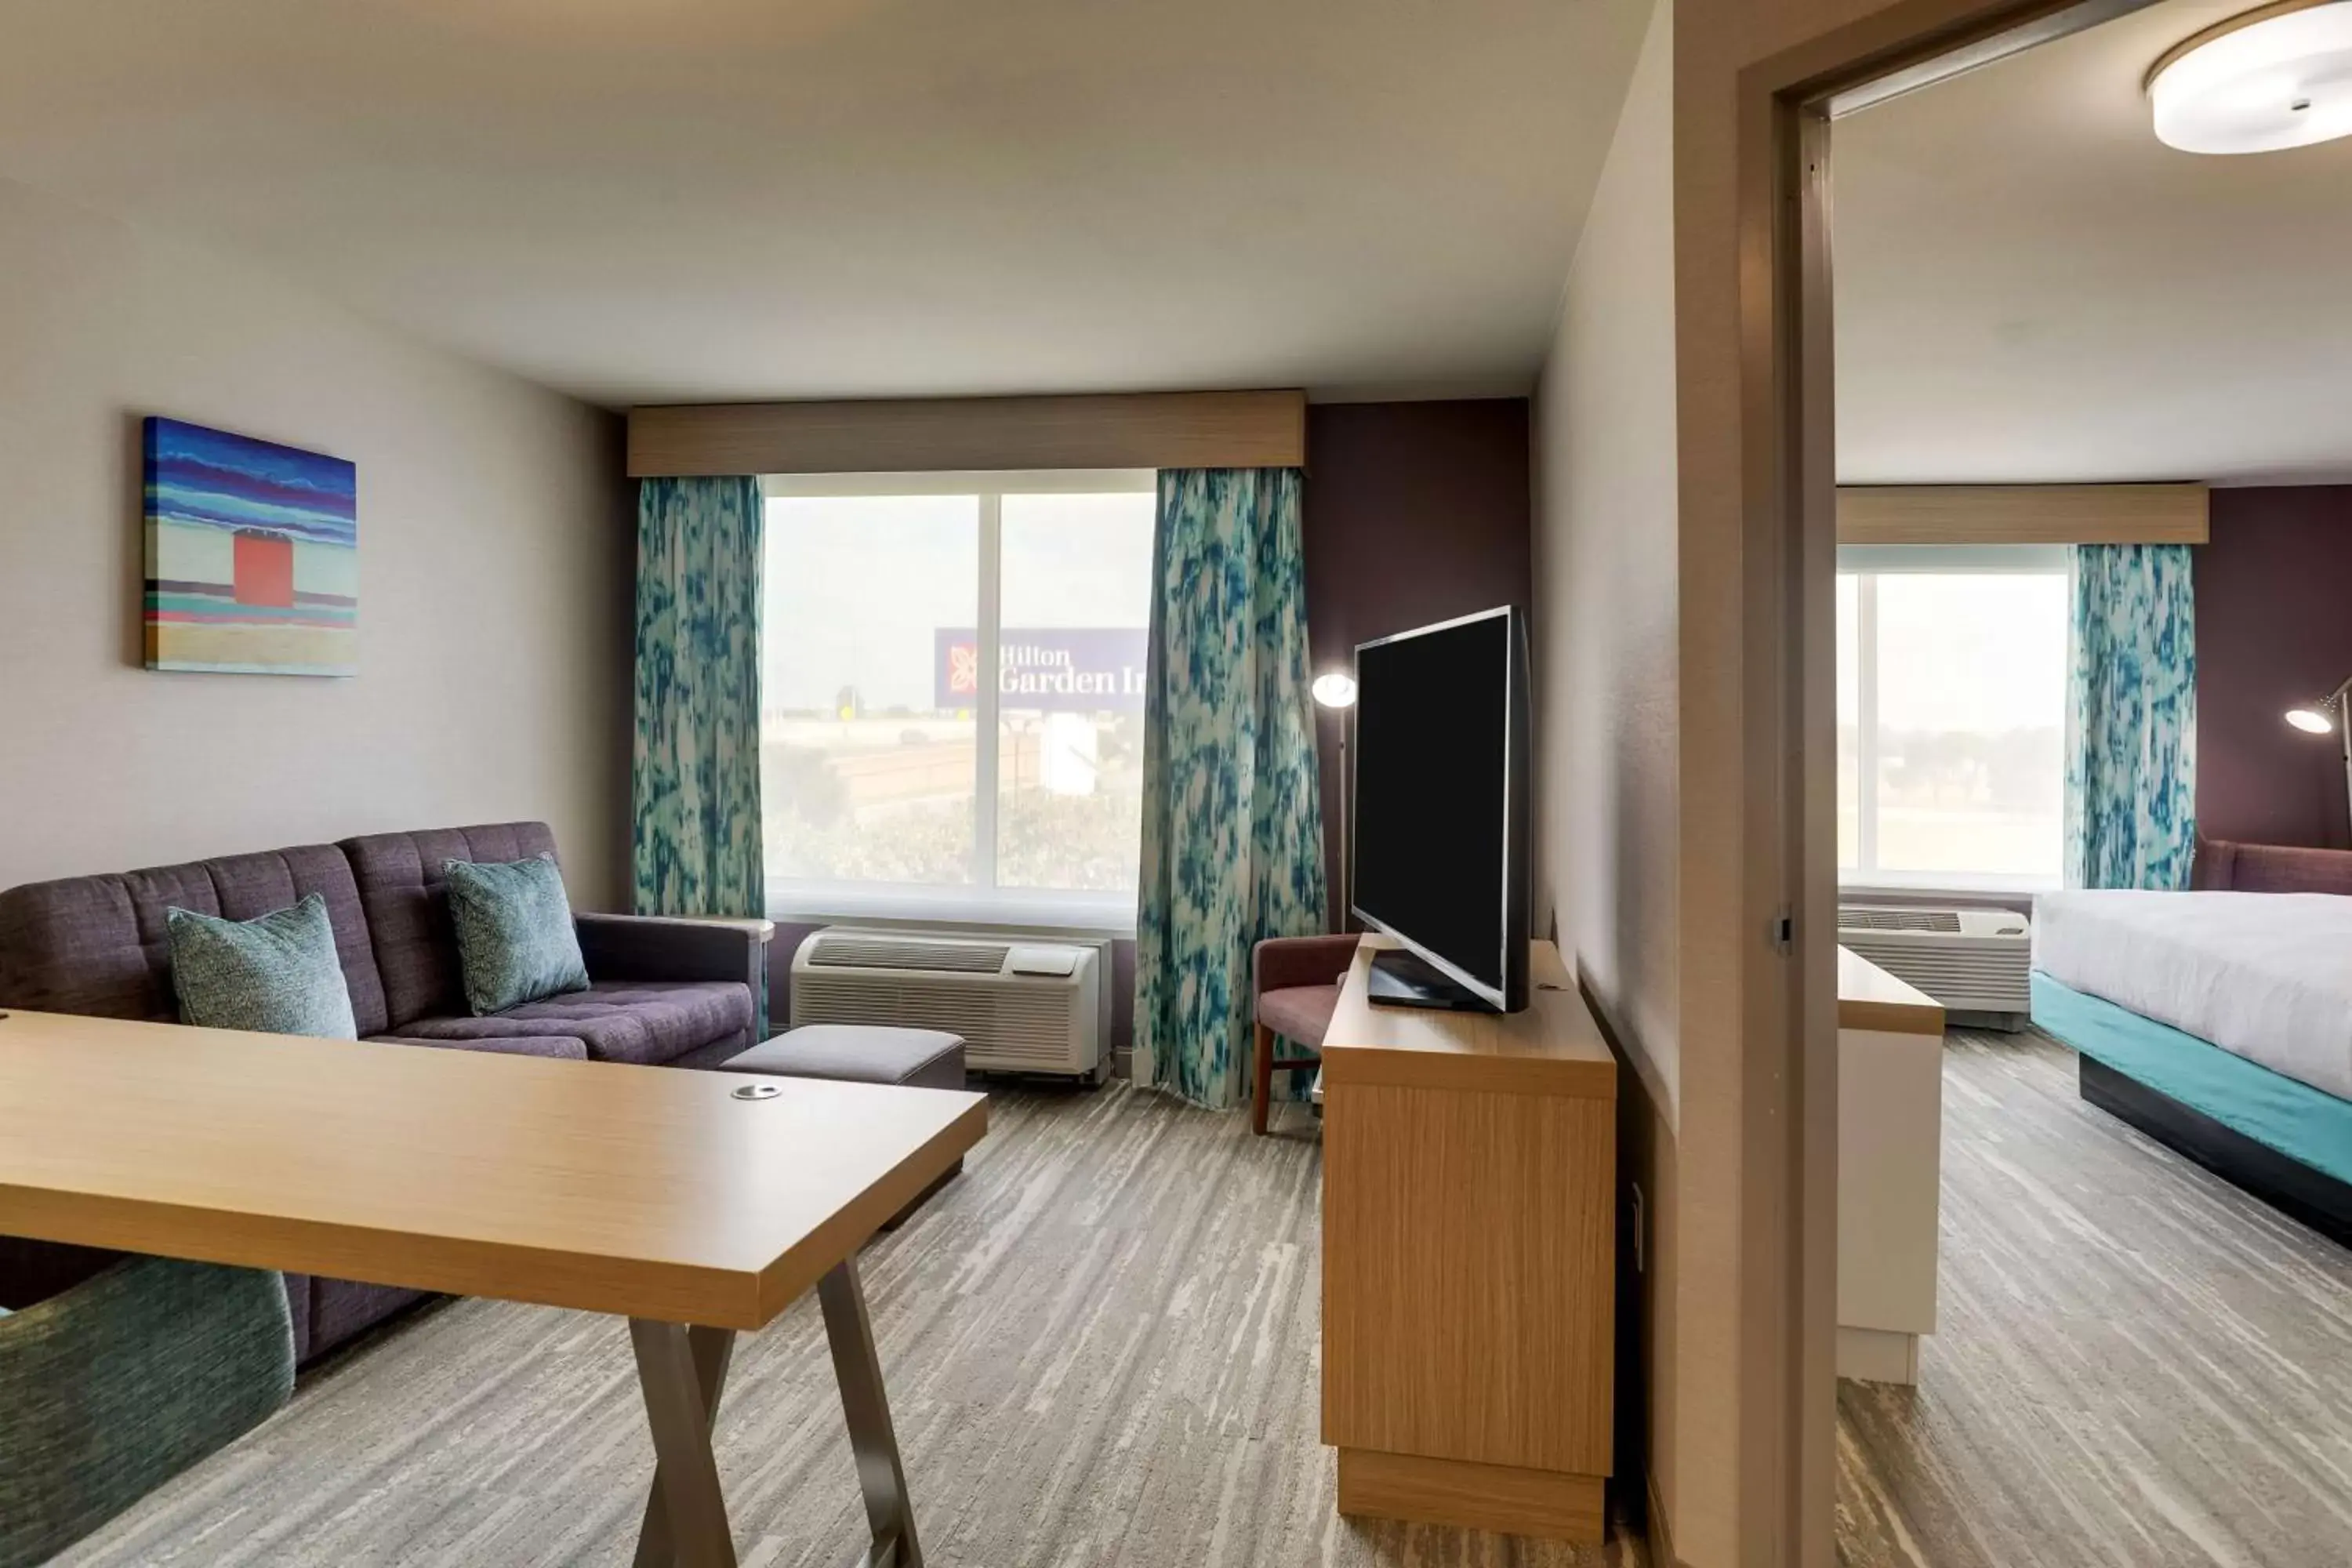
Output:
724,1025,969,1226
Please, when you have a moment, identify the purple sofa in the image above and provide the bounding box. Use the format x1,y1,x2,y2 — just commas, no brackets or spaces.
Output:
0,821,763,1363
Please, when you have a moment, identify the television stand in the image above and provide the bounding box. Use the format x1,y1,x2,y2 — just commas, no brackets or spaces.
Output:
1366,947,1488,1011
1321,935,1617,1542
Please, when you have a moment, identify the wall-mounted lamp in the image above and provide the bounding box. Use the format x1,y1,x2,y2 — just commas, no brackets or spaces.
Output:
1312,671,1358,925
2283,673,2352,842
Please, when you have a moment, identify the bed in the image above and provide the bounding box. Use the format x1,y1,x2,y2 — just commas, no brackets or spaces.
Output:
2031,838,2352,1246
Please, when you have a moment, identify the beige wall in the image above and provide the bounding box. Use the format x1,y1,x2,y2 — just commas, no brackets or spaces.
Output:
0,176,633,905
1530,0,1685,1548
1537,0,1681,1120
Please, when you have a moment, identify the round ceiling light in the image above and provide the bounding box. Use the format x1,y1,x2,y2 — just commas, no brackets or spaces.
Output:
2147,0,2352,154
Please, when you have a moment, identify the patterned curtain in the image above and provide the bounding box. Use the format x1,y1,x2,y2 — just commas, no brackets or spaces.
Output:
633,476,766,955
2064,543,2196,890
1133,468,1328,1109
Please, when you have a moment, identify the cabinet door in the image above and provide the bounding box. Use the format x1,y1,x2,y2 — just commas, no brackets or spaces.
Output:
1322,1081,1614,1474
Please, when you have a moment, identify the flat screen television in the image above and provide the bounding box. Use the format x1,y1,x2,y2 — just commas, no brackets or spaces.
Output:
1349,605,1530,1013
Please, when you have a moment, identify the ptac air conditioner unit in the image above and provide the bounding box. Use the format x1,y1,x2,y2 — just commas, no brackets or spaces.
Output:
789,928,1106,1077
1835,906,2032,1032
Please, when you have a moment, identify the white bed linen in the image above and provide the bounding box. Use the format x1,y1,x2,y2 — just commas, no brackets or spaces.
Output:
2034,890,2352,1102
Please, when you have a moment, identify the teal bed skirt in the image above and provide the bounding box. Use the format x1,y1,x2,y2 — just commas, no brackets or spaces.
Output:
2031,971,2352,1189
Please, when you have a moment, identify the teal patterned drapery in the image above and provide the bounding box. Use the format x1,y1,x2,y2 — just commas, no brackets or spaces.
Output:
633,477,767,982
2064,543,2196,891
1133,468,1328,1109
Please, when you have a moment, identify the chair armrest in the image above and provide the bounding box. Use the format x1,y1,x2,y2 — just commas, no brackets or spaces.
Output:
1253,933,1362,998
574,913,774,987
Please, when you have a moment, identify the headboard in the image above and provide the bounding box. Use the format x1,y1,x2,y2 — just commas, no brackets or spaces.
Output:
2192,838,2352,896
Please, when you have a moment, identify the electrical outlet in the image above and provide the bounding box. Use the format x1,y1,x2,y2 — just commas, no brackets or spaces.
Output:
1630,1182,1646,1274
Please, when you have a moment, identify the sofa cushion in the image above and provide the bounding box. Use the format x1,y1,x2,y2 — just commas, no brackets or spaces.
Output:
0,844,388,1035
166,894,358,1040
443,855,589,1014
340,823,559,1029
387,979,753,1066
367,1032,591,1062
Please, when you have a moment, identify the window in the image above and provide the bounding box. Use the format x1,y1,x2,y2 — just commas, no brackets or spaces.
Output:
760,471,1155,927
1838,546,2069,888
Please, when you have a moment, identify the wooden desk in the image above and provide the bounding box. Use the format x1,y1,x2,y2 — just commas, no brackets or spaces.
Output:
1835,948,1944,1385
0,1008,986,1567
1319,936,1617,1542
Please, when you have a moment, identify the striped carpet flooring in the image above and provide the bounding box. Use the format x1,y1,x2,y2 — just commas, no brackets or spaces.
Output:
58,1082,1647,1568
1837,1028,2352,1568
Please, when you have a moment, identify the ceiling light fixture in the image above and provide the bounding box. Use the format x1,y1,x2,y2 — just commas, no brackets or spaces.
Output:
2147,0,2352,154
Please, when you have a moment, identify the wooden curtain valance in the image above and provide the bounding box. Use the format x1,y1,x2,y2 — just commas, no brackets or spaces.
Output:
626,390,1308,477
1835,484,2209,546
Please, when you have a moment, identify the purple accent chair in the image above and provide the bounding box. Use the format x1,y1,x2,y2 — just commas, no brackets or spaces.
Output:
1251,934,1359,1135
0,822,764,1363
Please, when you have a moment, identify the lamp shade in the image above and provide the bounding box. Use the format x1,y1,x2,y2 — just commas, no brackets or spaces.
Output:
2286,705,2336,734
1311,672,1358,710
2148,2,2352,154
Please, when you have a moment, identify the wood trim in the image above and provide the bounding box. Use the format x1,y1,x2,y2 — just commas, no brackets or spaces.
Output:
626,390,1306,477
1730,7,2177,1566
1835,948,1945,1037
1836,484,2209,546
1648,1470,1679,1566
1335,1449,1606,1543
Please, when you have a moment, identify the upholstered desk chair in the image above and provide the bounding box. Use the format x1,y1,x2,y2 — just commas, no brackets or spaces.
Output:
1251,934,1359,1135
0,1254,294,1567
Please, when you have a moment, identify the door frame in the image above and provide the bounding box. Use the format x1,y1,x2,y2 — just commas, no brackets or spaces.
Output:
1729,1,2170,1560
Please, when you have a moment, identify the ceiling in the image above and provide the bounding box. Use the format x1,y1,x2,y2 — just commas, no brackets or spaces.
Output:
0,0,1650,408
1834,0,2352,486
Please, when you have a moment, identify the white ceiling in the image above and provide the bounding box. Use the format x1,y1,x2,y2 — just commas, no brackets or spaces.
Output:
1834,0,2352,486
0,0,1650,408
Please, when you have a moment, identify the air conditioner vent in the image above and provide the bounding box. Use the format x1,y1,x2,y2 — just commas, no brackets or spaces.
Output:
808,936,1010,974
1835,906,2033,1025
789,927,1103,1075
1838,907,1961,934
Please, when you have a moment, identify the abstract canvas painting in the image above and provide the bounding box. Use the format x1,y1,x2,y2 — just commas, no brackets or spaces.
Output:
143,416,358,675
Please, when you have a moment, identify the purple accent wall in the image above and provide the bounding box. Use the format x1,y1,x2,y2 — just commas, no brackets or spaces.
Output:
2197,485,2352,852
1302,400,1535,918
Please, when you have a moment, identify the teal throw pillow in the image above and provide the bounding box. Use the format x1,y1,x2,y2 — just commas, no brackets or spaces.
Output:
443,855,590,1016
165,893,358,1040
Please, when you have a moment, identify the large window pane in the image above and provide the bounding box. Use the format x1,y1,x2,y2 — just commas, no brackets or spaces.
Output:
1870,574,2067,878
1837,573,1859,870
762,495,979,887
995,491,1154,891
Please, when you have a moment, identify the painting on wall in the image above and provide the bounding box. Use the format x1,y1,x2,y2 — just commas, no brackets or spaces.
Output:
143,416,358,676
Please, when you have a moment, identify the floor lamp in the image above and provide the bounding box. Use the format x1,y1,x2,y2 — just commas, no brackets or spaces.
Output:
1312,671,1359,926
2285,674,2352,845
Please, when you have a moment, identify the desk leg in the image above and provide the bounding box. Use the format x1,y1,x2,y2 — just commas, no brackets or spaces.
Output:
819,1257,923,1568
630,1319,739,1568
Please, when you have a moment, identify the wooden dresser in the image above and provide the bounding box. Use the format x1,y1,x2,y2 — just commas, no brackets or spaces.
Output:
1319,934,1617,1542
